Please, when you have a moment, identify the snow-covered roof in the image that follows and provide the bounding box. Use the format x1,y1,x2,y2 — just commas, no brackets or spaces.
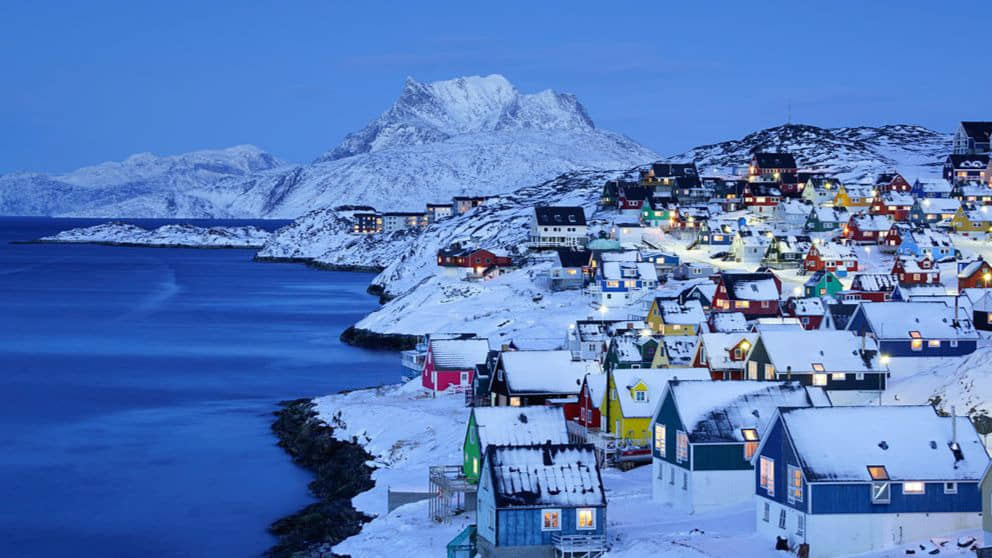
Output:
851,214,893,231
723,272,780,301
709,312,748,333
664,336,699,364
602,261,658,283
972,291,992,312
500,350,602,394
958,258,988,279
583,373,608,408
612,368,709,418
487,444,605,508
473,406,569,449
812,242,857,260
852,273,897,292
855,302,978,340
659,300,706,325
779,406,989,483
697,333,758,371
430,338,491,370
917,198,960,214
788,297,825,316
760,330,882,373
667,380,830,444
880,192,914,206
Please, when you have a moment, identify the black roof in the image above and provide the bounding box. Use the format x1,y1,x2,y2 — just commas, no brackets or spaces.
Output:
751,152,797,169
719,271,779,300
824,302,859,330
961,122,992,142
555,248,590,268
534,206,587,226
650,162,698,177
945,153,990,166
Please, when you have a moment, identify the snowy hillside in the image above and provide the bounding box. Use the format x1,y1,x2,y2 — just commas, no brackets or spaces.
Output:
0,75,657,218
676,123,951,183
39,222,272,248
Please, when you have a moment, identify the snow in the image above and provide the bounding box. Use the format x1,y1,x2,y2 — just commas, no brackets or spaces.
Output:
488,445,605,508
501,350,602,394
429,338,491,369
696,333,758,371
473,406,569,448
856,301,978,339
779,405,989,482
708,312,748,333
38,221,272,248
729,277,779,301
759,330,881,373
659,300,706,326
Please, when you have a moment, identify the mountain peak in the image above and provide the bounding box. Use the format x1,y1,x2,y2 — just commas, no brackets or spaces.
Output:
319,74,595,162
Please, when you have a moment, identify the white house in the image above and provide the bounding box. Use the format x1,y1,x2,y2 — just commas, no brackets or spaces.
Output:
529,206,588,249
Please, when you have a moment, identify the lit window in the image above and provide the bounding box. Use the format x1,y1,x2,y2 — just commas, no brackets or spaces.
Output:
742,429,759,460
788,465,803,503
509,397,521,407
541,509,561,531
911,339,923,351
576,508,596,530
676,431,688,463
812,373,827,386
811,363,825,372
902,481,925,495
655,424,666,456
867,465,889,480
928,340,940,348
736,300,750,309
831,373,845,381
909,331,922,339
760,456,775,495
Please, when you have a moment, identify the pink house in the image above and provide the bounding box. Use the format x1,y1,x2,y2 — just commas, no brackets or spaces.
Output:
421,336,491,392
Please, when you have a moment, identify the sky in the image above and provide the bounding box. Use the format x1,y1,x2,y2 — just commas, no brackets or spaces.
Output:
1,0,990,174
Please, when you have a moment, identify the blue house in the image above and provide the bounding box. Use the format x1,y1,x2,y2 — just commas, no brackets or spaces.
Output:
752,406,988,558
476,444,606,558
846,301,979,358
695,222,735,246
651,380,830,513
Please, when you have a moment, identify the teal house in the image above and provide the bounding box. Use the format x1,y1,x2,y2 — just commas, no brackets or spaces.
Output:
803,270,843,298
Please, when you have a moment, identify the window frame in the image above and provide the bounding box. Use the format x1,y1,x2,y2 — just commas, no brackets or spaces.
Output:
576,508,596,531
787,465,803,504
760,456,775,496
871,481,891,504
902,481,925,495
655,424,666,457
541,508,562,531
944,482,957,494
676,430,689,463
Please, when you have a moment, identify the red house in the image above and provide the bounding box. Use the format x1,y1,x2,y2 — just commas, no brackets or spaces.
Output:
803,242,858,273
958,257,992,290
892,256,940,286
618,185,652,210
843,214,893,244
783,297,825,330
849,273,898,302
875,171,912,193
437,246,512,269
568,374,606,431
421,336,490,393
711,271,782,319
691,332,757,380
869,192,914,221
742,183,782,214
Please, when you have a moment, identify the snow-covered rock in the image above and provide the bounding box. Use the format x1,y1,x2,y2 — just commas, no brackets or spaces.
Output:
39,222,272,248
678,123,951,183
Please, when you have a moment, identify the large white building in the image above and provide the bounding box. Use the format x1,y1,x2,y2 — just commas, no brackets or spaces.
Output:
529,206,588,249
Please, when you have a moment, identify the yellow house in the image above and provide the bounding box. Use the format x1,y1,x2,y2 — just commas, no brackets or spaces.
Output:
832,184,873,208
951,207,992,235
601,368,710,447
646,299,705,336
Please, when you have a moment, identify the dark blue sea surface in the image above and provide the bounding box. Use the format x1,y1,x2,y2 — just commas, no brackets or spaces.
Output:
0,217,402,557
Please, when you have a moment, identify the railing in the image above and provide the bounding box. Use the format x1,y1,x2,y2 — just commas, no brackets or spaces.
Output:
400,349,426,372
552,534,607,557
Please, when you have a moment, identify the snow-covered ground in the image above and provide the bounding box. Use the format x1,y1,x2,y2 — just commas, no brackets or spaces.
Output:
314,379,986,558
38,222,272,248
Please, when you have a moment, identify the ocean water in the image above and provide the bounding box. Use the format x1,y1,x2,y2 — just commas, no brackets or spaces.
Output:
0,217,403,557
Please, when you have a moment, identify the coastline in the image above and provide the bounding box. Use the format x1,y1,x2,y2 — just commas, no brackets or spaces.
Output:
339,325,418,351
12,239,266,249
268,399,376,558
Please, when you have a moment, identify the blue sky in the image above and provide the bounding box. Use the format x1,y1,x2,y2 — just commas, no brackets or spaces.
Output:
1,1,989,173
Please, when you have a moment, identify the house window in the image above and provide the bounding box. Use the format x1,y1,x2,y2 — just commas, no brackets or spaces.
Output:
742,428,759,460
655,424,666,457
796,514,805,536
788,465,803,503
928,340,940,348
868,465,889,480
576,508,596,530
856,372,865,381
778,509,786,529
944,482,957,494
473,457,479,476
831,372,846,381
733,348,742,360
509,397,521,407
460,371,470,384
541,509,561,531
669,465,675,485
951,339,960,347
736,300,750,309
761,300,770,308
911,339,923,351
760,456,775,495
903,481,925,495
763,502,770,522
676,431,688,463
872,481,891,504
748,361,758,380
811,363,825,372
635,390,646,402
682,471,688,490
764,364,775,380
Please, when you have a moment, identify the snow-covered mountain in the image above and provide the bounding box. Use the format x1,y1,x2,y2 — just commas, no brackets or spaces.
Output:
0,74,657,218
675,123,951,183
0,145,286,218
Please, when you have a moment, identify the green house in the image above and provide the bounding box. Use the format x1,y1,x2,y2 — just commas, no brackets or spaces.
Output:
803,270,843,298
601,179,620,207
604,334,666,371
803,206,848,233
641,205,674,227
462,406,569,482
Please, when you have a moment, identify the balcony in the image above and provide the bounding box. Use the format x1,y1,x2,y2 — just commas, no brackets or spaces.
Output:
552,534,607,558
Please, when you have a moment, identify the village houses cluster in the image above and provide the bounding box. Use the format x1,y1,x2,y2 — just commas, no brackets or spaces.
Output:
396,122,992,558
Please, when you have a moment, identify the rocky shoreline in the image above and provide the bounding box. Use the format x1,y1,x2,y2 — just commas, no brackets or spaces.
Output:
253,255,385,274
14,239,265,249
339,325,418,351
268,399,376,558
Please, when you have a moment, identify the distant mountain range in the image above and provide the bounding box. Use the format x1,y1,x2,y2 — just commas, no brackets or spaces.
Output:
0,75,954,219
0,75,656,218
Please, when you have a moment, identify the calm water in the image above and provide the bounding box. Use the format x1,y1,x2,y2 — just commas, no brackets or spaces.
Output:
0,217,402,557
